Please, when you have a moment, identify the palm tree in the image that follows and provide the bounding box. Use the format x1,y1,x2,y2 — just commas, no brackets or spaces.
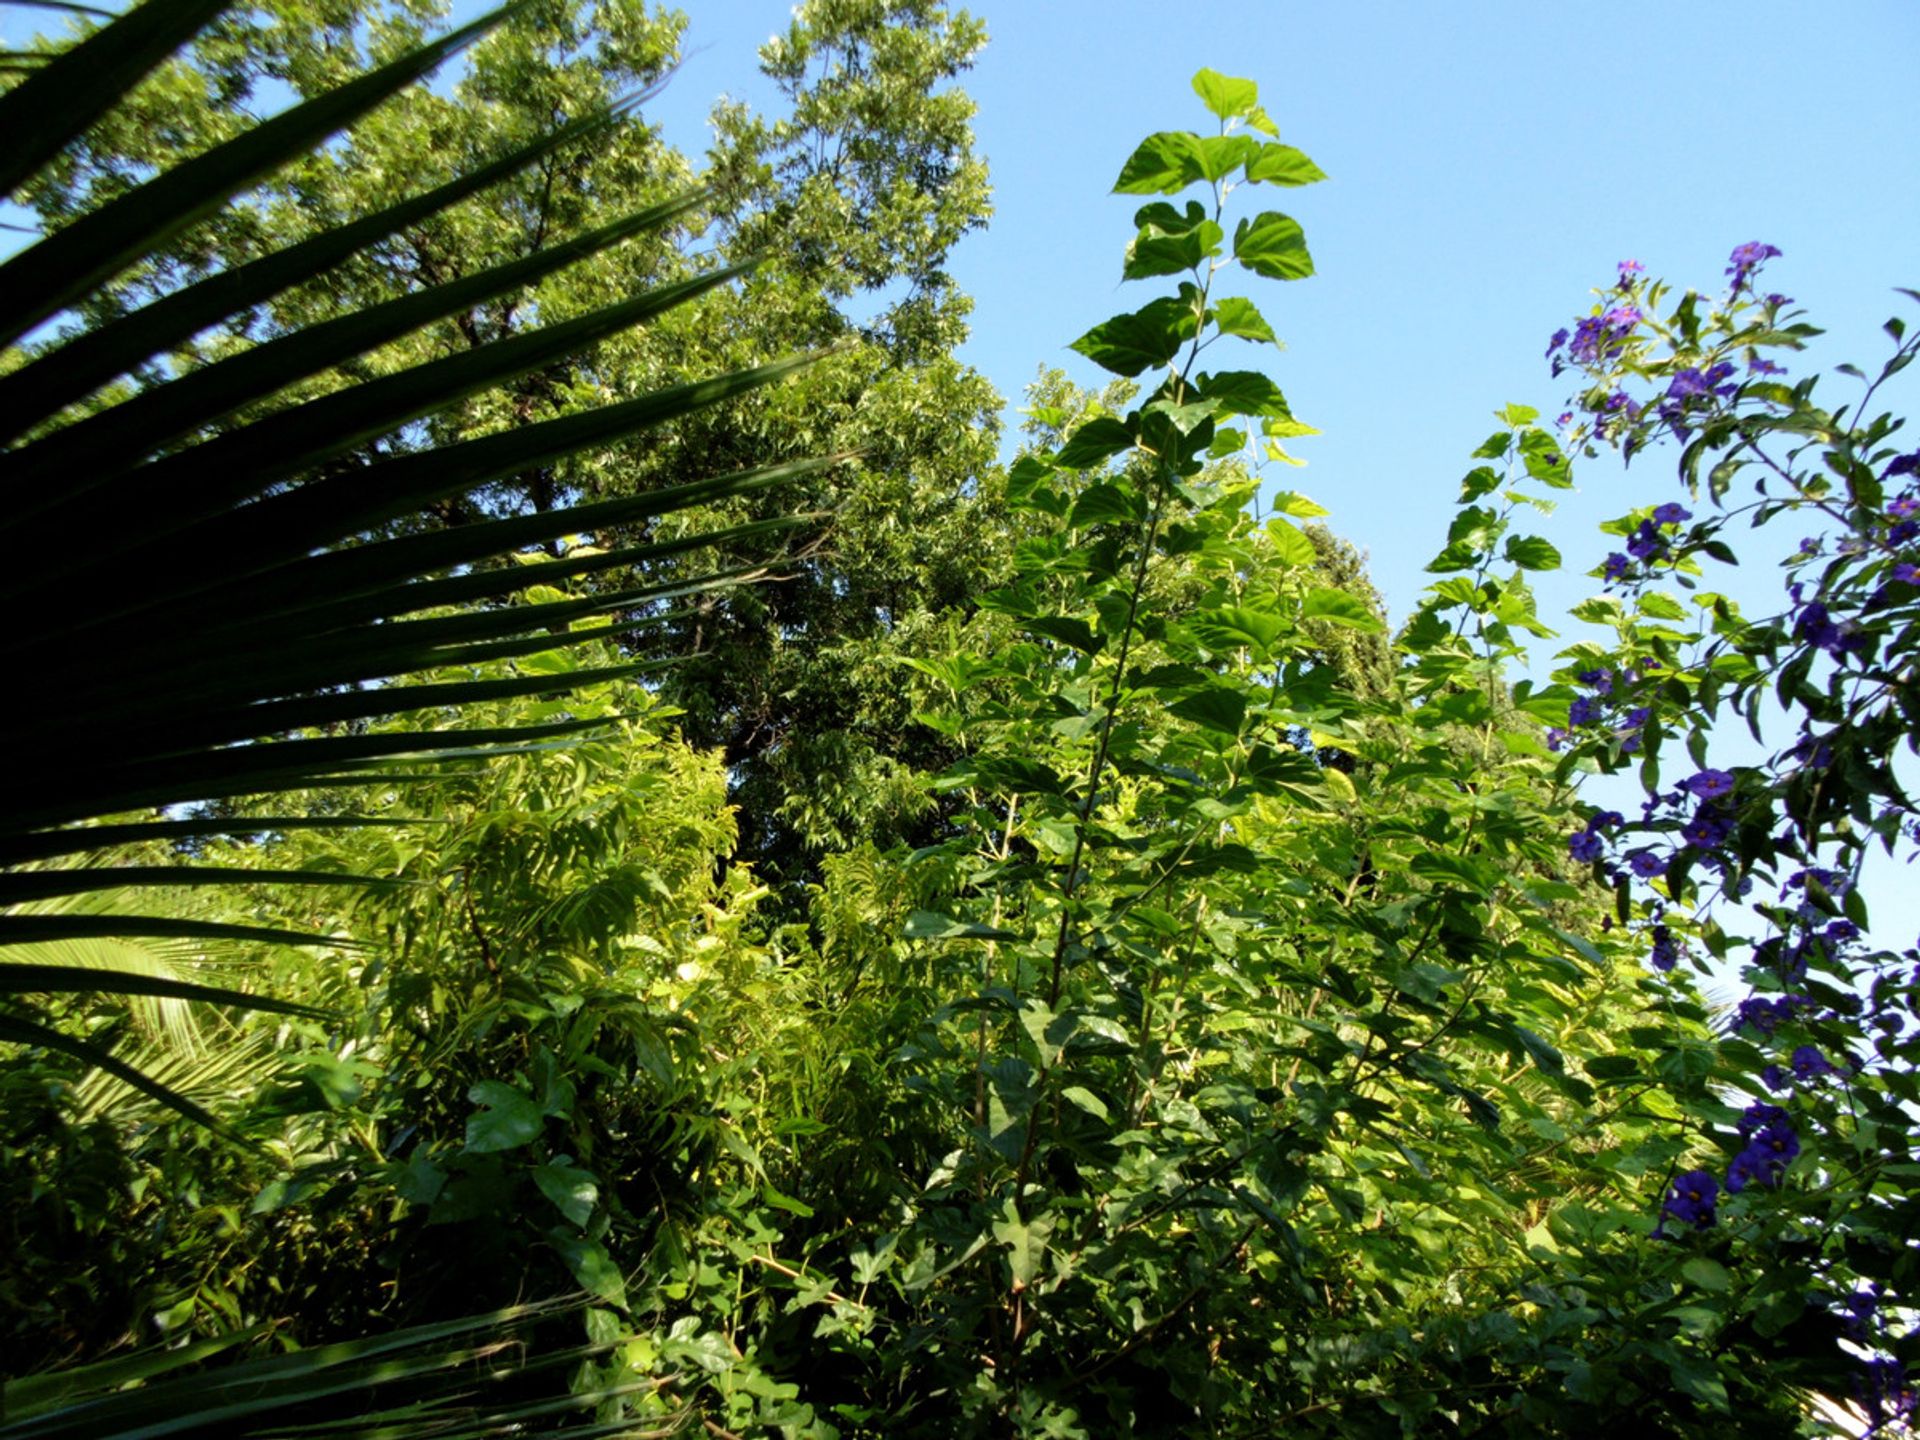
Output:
0,2,827,1428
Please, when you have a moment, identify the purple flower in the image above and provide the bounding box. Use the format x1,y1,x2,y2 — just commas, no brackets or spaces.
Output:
1569,829,1605,862
1726,241,1782,291
1577,667,1615,694
1727,1139,1790,1193
1826,919,1860,945
1546,326,1570,360
1626,520,1665,561
1794,600,1845,656
1603,552,1632,581
1838,1286,1880,1341
1890,519,1919,546
1682,806,1733,850
1651,503,1691,525
1663,1169,1719,1227
1590,810,1625,830
1762,1064,1790,1091
1544,726,1568,752
1861,1357,1918,1435
1797,537,1823,559
1791,1045,1834,1081
1889,495,1918,518
1894,563,1920,584
1749,355,1785,375
1683,769,1736,799
1668,368,1712,400
1649,925,1679,971
1569,696,1602,727
1617,259,1645,284
1738,1102,1790,1136
1629,849,1667,878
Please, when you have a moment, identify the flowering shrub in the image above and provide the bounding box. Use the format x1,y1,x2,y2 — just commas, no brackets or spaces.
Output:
1542,242,1920,1432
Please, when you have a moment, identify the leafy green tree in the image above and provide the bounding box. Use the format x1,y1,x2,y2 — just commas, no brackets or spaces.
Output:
9,0,1010,897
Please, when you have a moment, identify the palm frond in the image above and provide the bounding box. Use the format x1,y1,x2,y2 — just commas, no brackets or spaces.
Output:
0,0,830,1140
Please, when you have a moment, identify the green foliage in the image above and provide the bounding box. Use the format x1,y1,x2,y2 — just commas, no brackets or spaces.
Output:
8,24,1911,1440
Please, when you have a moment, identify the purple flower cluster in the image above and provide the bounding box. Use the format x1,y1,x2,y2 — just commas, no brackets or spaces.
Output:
1657,363,1737,440
1861,1356,1917,1436
1726,1102,1798,1192
1681,805,1733,851
1726,241,1782,292
1602,506,1691,584
1567,808,1624,864
1648,923,1678,971
1790,598,1862,658
1662,1169,1719,1227
1733,993,1810,1037
1547,306,1642,377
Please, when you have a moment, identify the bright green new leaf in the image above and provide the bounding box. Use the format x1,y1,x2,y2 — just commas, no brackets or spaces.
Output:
1301,586,1384,631
1191,67,1258,120
1266,517,1318,567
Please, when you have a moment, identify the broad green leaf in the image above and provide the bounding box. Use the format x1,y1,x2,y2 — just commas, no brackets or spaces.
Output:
1112,131,1208,194
1061,1086,1110,1121
1245,143,1327,186
532,1161,599,1228
1124,200,1224,279
464,1081,543,1154
1639,592,1689,620
1272,489,1329,518
1070,480,1145,528
1169,685,1248,735
1056,416,1136,469
1211,296,1280,346
1266,517,1317,567
550,1234,627,1309
1233,212,1314,280
1022,614,1104,654
1667,1355,1730,1413
1200,369,1292,418
905,910,1021,942
1070,296,1200,376
1681,1257,1732,1293
1504,535,1562,571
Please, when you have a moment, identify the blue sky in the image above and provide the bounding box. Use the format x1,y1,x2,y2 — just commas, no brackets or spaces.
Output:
648,1,1920,632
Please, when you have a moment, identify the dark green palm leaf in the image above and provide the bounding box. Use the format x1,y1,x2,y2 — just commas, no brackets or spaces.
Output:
0,94,660,440
0,0,527,345
0,0,227,201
